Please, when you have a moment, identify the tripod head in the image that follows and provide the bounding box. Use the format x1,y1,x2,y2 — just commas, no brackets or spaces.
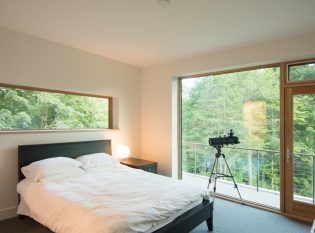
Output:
214,145,222,158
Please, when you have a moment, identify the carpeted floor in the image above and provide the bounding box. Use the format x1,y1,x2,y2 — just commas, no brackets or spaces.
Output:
0,199,311,233
191,199,312,233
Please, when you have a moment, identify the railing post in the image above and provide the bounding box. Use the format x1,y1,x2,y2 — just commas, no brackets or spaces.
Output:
194,143,197,175
271,153,274,190
257,150,259,192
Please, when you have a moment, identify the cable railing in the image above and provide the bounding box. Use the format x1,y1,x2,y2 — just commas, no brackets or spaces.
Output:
293,152,315,204
182,141,315,204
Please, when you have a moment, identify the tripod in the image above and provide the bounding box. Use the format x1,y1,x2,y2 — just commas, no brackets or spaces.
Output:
207,145,244,205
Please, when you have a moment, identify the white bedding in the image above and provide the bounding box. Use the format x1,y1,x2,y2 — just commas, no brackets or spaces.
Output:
17,164,208,233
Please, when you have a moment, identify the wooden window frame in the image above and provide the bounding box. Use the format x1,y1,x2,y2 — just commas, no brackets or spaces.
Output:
0,83,113,132
284,58,315,87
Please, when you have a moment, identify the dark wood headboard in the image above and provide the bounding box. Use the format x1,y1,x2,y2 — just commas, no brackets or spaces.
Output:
18,140,111,181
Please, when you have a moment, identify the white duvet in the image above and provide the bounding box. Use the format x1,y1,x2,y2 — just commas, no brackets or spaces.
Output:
17,164,207,233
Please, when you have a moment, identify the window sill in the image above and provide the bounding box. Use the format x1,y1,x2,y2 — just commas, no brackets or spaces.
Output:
0,128,119,134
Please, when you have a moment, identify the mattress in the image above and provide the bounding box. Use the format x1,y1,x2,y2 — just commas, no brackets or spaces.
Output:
17,164,208,233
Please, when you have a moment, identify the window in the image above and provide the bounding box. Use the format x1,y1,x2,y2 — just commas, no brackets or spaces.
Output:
288,61,315,82
180,66,280,208
0,84,112,131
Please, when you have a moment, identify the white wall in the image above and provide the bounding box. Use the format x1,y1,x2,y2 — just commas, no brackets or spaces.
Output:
141,32,315,177
0,27,141,220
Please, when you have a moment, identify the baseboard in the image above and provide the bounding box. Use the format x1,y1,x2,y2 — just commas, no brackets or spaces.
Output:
283,212,313,224
0,206,18,221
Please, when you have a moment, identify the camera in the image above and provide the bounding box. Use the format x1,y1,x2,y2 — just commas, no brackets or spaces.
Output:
209,129,240,147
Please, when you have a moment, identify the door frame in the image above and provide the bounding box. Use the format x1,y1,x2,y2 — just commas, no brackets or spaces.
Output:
281,58,315,220
284,85,315,219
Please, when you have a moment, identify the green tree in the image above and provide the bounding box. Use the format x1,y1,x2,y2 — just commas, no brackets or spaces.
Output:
0,87,109,130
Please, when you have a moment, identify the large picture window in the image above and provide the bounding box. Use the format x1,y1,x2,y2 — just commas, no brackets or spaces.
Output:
180,66,280,208
0,84,112,131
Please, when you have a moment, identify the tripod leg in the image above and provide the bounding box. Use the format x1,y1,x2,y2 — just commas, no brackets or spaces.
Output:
207,156,217,189
222,154,245,205
212,157,219,203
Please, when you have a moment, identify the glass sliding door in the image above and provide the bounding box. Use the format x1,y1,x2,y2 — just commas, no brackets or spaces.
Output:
180,66,280,208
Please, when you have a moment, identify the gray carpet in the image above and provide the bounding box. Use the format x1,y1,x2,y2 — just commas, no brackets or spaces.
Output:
191,199,312,233
0,199,311,233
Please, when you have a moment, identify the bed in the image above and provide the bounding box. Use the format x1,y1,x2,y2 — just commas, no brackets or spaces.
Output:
17,140,213,233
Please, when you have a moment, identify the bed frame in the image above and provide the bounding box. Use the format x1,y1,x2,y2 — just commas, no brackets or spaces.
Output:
18,140,213,233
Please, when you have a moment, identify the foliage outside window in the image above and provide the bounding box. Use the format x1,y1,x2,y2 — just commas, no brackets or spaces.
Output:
181,67,281,192
288,62,315,81
0,85,111,131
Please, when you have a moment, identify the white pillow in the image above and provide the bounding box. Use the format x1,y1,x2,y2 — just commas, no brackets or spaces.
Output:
40,168,85,182
75,152,118,170
21,157,83,182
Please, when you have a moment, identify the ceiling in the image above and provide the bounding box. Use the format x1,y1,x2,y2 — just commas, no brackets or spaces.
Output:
0,0,315,67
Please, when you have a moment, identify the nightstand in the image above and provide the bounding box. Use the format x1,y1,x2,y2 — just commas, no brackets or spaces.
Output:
120,157,157,174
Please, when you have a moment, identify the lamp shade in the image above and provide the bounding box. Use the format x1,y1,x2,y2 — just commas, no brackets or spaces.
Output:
117,145,130,158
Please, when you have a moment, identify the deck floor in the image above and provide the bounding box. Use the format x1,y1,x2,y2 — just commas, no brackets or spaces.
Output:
182,172,280,209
